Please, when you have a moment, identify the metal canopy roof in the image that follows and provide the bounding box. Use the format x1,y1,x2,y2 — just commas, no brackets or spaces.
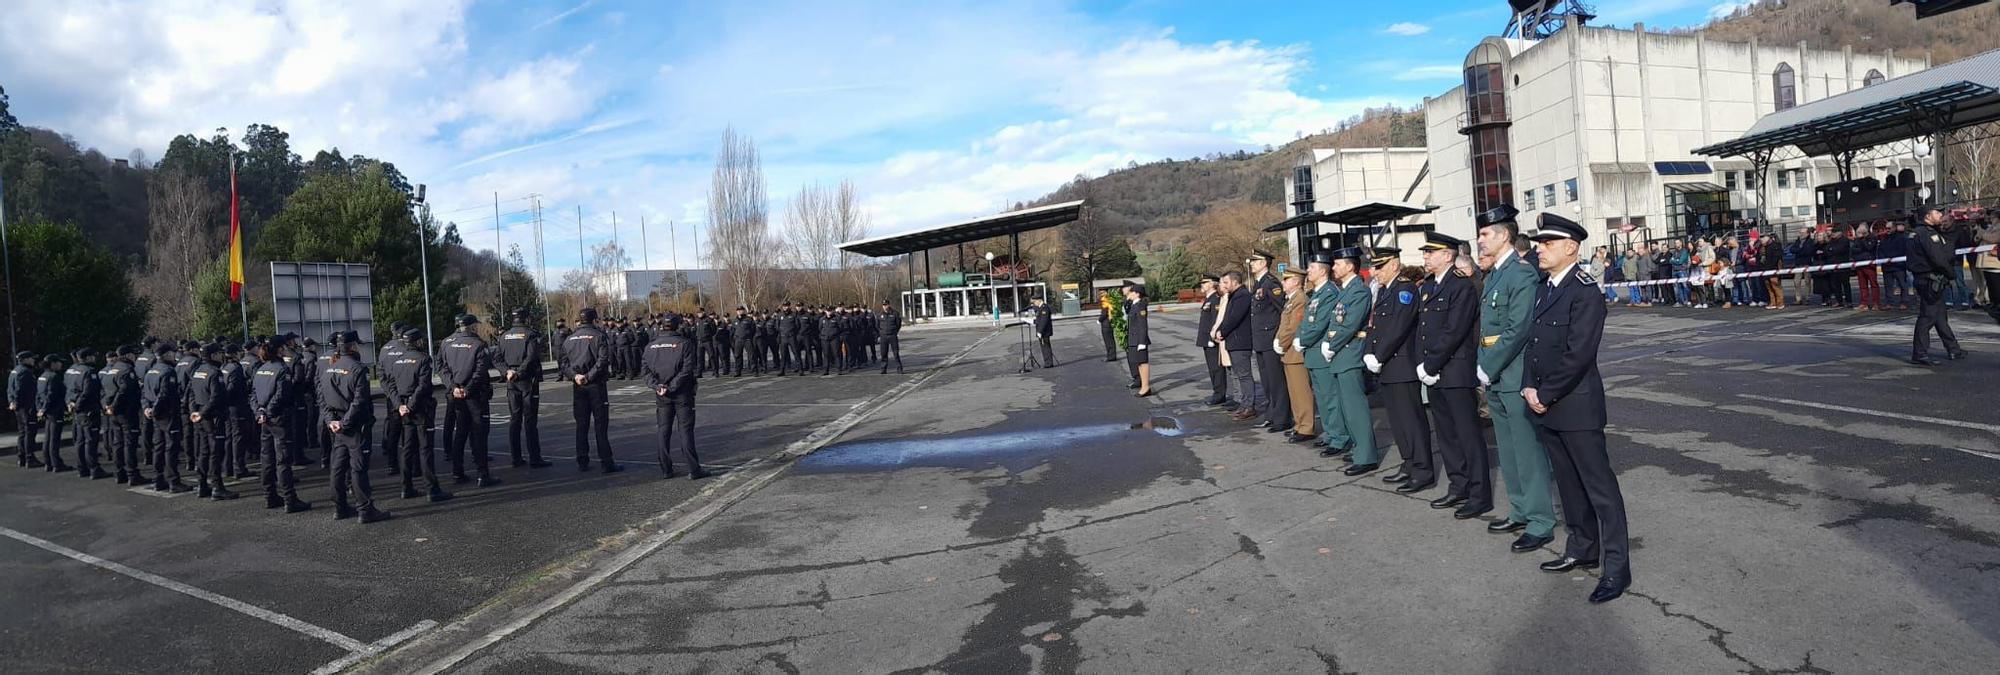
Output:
1664,181,1727,193
1693,47,2000,158
838,200,1084,258
1263,200,1436,232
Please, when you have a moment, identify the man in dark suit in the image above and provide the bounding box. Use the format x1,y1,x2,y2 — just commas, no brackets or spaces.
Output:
1248,250,1291,433
1416,232,1491,520
1195,276,1227,406
1365,247,1434,493
1524,214,1629,604
1214,271,1258,420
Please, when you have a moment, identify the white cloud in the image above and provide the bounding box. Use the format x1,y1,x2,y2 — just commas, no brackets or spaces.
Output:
1706,1,1754,20
456,55,598,149
1384,22,1430,36
1393,65,1463,82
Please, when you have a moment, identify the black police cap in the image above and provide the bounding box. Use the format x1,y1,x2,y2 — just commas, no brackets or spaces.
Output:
459,313,480,326
15,350,33,360
512,307,532,318
1307,251,1334,266
1529,213,1589,242
1329,246,1365,262
1475,205,1521,228
1421,232,1466,252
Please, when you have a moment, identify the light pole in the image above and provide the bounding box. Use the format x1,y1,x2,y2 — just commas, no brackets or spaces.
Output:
0,171,15,357
415,184,436,353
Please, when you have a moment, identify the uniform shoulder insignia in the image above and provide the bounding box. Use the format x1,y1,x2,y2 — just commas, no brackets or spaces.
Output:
1398,290,1413,305
1577,270,1597,286
1453,268,1471,278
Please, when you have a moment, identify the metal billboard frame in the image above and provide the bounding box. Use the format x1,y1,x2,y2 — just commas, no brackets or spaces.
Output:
271,262,377,363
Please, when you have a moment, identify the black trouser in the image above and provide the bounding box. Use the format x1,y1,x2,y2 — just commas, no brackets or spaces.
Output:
1830,272,1853,305
41,413,66,469
880,336,902,372
1913,276,1961,359
1257,350,1290,429
1430,386,1491,509
1202,348,1225,400
1099,321,1116,360
110,414,142,478
13,410,37,466
1985,270,2000,326
381,400,404,473
193,418,226,490
507,380,542,463
700,341,720,376
1537,422,1629,579
228,409,254,474
796,337,815,371
653,393,701,474
821,338,840,374
399,404,442,490
259,418,299,500
145,415,181,483
571,383,613,466
1038,333,1054,366
731,341,750,375
329,422,375,512
74,412,103,473
1381,381,1433,485
285,401,308,464
774,336,792,374
447,392,492,477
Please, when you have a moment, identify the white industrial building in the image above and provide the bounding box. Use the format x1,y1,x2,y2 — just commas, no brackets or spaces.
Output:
1341,24,1934,248
1282,147,1437,253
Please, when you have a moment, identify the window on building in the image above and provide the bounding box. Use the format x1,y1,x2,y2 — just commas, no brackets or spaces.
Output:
1543,184,1556,206
1776,171,1790,189
1863,69,1885,87
1290,164,1314,216
1796,169,1809,189
1797,205,1812,217
1629,216,1646,229
1463,45,1514,213
1773,63,1796,111
1524,188,1536,210
1724,171,1738,190
1779,206,1794,218
1744,171,1757,190
1565,178,1579,202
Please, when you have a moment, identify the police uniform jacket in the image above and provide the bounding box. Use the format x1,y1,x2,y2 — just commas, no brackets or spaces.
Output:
188,362,224,420
134,351,157,380
65,362,102,415
36,368,66,418
440,330,493,397
1367,276,1423,384
141,361,180,417
102,359,142,418
386,349,435,413
8,364,35,410
1214,286,1252,352
561,324,613,385
1322,276,1371,372
1907,225,1957,283
642,333,698,398
1250,272,1284,353
732,316,759,343
318,353,373,427
1525,263,1607,431
1033,306,1053,337
818,315,840,340
1477,252,1539,392
778,313,798,339
1125,299,1150,349
696,318,717,343
877,311,901,338
220,359,251,413
175,359,198,413
1196,292,1219,349
377,339,408,400
251,359,292,422
1417,270,1479,388
499,326,545,382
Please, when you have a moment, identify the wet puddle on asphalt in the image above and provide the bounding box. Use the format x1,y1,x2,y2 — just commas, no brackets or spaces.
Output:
796,416,1186,472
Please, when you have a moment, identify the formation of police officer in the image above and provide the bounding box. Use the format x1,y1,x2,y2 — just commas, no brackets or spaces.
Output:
1147,212,1628,604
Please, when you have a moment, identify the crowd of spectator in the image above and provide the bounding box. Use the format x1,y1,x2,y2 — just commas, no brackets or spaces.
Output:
1588,213,1999,323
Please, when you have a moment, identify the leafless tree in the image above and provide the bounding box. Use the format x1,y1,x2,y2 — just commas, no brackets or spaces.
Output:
137,168,219,337
708,127,771,309
557,269,597,318
777,179,872,305
587,241,632,316
833,180,873,303
1952,133,1999,203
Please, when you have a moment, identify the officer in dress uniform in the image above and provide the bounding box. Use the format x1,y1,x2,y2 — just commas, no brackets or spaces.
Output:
643,314,708,480
1195,276,1226,406
440,314,501,487
499,308,551,468
563,308,622,472
1295,252,1337,448
66,349,110,479
1248,250,1292,434
1364,248,1436,493
1315,247,1379,474
102,347,145,484
387,328,453,502
251,339,311,512
1416,232,1492,520
878,302,904,374
1473,205,1558,553
321,331,392,523
1275,267,1319,444
1523,214,1629,604
1123,282,1152,396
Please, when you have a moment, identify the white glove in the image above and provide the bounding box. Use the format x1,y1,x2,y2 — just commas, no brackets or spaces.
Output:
1417,363,1439,386
1292,338,1304,352
1136,344,1146,351
1477,366,1491,387
1273,339,1283,353
1363,354,1381,373
1319,342,1334,360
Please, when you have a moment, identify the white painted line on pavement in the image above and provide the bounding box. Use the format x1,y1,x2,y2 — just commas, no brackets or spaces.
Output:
0,524,371,652
399,329,1002,675
1746,395,2000,434
1950,447,2000,462
310,619,440,675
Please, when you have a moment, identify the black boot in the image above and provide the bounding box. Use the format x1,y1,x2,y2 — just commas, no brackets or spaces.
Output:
428,486,454,502
210,486,239,501
358,507,393,524
265,494,285,509
285,497,312,513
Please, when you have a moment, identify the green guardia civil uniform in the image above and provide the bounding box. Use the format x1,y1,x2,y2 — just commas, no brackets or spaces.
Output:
1321,275,1377,461
1479,249,1556,537
1297,277,1341,448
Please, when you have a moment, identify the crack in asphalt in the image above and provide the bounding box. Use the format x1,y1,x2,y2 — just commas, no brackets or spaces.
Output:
544,632,832,657
1627,589,1767,673
1307,645,1359,675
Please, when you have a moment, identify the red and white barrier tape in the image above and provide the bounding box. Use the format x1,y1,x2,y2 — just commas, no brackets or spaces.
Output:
1603,244,1997,288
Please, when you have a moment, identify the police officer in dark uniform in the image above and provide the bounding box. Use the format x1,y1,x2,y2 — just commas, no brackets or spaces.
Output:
1195,276,1225,404
630,320,649,381
1364,248,1434,493
176,340,202,472
563,308,622,472
553,319,572,375
1415,232,1491,520
725,308,751,377
1248,250,1291,432
219,342,255,478
143,345,188,491
642,314,707,480
775,304,798,375
66,349,111,479
102,347,145,483
498,308,551,468
1031,297,1055,366
1124,282,1153,396
878,302,904,374
377,323,410,476
281,333,312,466
9,352,42,468
696,310,719,377
1097,292,1118,362
1908,209,1967,366
818,307,842,375
187,344,239,500
251,339,310,512
386,328,453,502
1523,214,1629,603
439,314,500,486
313,334,340,467
36,354,73,473
319,332,390,522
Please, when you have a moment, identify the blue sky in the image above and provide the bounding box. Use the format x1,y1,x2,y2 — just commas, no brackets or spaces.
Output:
0,0,1740,280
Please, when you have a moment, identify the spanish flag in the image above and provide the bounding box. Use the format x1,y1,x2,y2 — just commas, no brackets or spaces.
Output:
228,156,243,301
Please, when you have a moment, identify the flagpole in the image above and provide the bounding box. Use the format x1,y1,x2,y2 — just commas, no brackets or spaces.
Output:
232,151,248,343
0,171,16,357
